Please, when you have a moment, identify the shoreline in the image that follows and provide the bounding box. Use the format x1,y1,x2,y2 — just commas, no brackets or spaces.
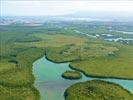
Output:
45,53,133,81
33,54,133,100
32,55,46,100
64,80,133,100
69,64,133,81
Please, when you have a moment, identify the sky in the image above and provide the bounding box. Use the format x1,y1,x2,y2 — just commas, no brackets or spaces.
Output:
1,0,133,16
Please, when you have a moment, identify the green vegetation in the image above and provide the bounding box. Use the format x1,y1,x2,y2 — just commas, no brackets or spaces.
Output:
0,47,45,99
62,71,82,79
0,47,45,86
0,22,133,99
0,25,46,99
65,80,133,100
69,45,133,80
13,32,133,80
0,85,39,100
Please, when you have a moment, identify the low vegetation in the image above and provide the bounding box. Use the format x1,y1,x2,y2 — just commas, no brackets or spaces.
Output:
65,80,133,100
0,47,45,99
0,85,39,100
0,23,133,99
0,25,47,99
62,71,82,79
69,45,133,80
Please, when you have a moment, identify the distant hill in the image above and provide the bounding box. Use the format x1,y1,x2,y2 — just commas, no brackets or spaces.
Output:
61,11,133,22
1,11,133,25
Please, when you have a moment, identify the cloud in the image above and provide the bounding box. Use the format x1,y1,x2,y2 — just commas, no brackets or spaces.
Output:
1,0,133,16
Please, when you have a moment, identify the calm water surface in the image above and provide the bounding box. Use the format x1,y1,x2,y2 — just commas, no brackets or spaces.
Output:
33,56,133,100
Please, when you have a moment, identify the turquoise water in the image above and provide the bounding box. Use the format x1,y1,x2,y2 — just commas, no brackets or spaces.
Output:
33,56,133,100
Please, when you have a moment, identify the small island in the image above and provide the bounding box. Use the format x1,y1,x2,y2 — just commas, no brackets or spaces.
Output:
64,80,133,100
62,71,82,80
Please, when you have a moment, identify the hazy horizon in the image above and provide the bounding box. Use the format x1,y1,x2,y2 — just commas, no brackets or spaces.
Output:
1,0,133,16
1,0,133,22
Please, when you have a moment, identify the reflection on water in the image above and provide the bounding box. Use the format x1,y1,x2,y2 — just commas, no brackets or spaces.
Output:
33,56,133,100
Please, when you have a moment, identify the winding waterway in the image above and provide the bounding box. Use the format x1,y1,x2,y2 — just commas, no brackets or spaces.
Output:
33,56,133,100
